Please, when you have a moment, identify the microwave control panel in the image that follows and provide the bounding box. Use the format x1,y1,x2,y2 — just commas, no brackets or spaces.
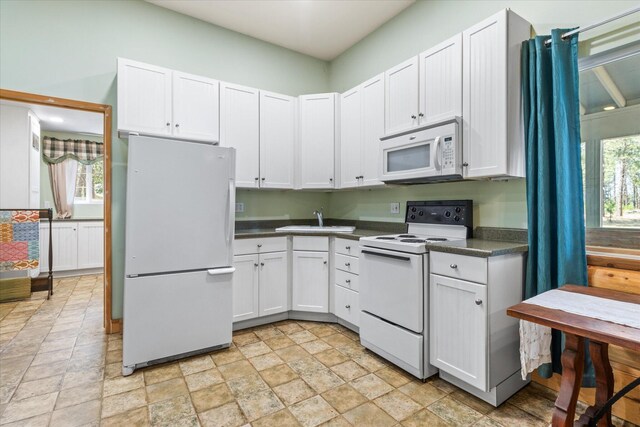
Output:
441,135,455,169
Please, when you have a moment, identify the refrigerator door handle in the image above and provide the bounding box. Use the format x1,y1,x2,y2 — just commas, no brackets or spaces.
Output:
226,178,236,247
207,267,236,276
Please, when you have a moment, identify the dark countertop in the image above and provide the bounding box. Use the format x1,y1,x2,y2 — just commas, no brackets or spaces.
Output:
234,228,528,257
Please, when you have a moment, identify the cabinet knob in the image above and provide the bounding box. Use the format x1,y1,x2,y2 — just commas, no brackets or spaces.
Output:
175,123,180,127
450,264,458,269
260,262,264,267
323,260,327,265
257,244,262,248
411,115,417,119
254,263,259,267
355,176,359,180
345,279,351,283
462,162,469,167
329,178,333,182
261,177,265,181
345,246,351,250
166,122,170,126
418,113,424,117
255,177,259,181
345,305,351,309
475,299,483,305
345,262,350,267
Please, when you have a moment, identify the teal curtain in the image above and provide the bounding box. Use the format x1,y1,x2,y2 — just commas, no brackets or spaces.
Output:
522,29,593,386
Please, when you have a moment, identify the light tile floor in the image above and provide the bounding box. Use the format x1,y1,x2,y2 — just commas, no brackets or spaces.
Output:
0,275,636,426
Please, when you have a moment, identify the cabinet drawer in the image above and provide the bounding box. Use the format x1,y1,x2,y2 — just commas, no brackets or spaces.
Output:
335,238,360,257
334,285,360,327
335,253,359,275
234,237,287,255
293,236,328,251
430,252,487,284
335,269,359,292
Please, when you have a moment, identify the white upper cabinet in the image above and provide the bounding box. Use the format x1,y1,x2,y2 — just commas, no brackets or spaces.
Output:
117,58,173,137
117,58,219,143
419,33,462,125
385,56,419,136
172,71,220,142
220,82,260,188
298,93,336,189
339,74,384,189
259,91,296,189
462,9,530,179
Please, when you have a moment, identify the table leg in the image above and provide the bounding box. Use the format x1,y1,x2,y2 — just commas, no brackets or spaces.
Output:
552,333,585,427
576,341,613,427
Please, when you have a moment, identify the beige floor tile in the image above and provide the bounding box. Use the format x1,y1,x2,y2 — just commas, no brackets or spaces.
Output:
276,345,312,363
104,362,122,379
55,381,103,409
374,367,412,388
21,360,67,382
309,325,336,338
210,348,245,366
0,391,58,424
277,323,304,335
487,403,548,427
0,413,51,427
350,374,393,400
451,389,497,416
49,399,101,427
179,355,215,376
249,352,284,371
289,395,338,427
289,357,327,375
102,372,144,397
300,340,332,355
430,377,459,394
351,352,387,372
313,349,348,367
264,334,296,350
143,363,182,385
253,328,283,341
273,379,317,406
146,377,189,403
472,416,504,427
148,395,196,426
218,360,258,381
236,389,285,421
330,361,368,382
198,402,246,427
321,384,367,414
343,402,396,427
61,365,104,390
227,373,269,397
30,347,73,366
289,330,318,344
191,383,235,413
101,387,147,419
401,408,451,427
259,364,300,388
374,390,422,421
238,341,272,359
184,368,224,392
300,368,345,394
427,395,484,426
317,415,352,427
322,334,353,348
398,381,446,406
232,332,260,347
11,375,63,401
253,408,302,427
507,386,556,421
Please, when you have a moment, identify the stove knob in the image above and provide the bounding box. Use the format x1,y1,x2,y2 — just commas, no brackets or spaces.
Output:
454,215,460,222
455,207,461,213
410,214,416,220
444,211,451,218
418,211,424,216
411,207,417,213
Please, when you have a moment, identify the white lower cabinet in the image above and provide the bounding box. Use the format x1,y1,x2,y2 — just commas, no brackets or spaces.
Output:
430,273,487,390
334,284,359,327
77,222,105,269
332,238,360,326
39,221,104,273
232,243,288,322
292,250,329,313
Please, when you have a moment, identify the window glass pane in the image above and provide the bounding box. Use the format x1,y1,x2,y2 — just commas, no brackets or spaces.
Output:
75,163,87,199
601,135,640,228
92,160,104,200
387,145,430,172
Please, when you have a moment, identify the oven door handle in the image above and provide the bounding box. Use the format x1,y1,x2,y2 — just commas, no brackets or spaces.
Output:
361,250,411,262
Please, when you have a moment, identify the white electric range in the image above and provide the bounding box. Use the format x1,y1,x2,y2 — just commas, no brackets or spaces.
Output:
359,200,473,380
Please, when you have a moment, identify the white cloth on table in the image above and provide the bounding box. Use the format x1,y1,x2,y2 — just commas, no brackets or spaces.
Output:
519,289,640,379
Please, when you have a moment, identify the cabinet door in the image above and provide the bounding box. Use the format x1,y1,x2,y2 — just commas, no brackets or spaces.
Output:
233,254,259,322
172,71,219,143
45,222,78,272
117,58,172,136
463,10,508,178
384,56,419,136
360,73,385,187
430,273,488,391
77,222,104,269
260,91,295,189
299,94,335,189
259,251,288,316
39,223,50,273
220,82,260,188
419,33,462,125
292,251,328,313
334,285,360,327
339,87,362,189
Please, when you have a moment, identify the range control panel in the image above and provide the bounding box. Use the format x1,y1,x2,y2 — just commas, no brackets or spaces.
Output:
405,200,473,229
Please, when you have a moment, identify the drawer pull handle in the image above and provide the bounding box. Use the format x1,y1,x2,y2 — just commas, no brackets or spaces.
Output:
475,299,482,305
345,279,351,283
257,244,262,248
450,264,458,269
254,263,258,267
345,246,351,250
260,262,264,267
345,262,351,267
345,305,351,309
323,261,327,265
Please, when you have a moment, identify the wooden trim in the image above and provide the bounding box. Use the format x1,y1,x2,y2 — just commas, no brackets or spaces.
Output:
588,266,640,294
587,246,640,257
0,88,116,334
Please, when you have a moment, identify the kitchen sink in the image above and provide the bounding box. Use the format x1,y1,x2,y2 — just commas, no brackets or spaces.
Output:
275,225,355,233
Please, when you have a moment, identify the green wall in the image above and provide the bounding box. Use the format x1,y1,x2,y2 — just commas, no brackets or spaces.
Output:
40,131,104,219
236,190,330,221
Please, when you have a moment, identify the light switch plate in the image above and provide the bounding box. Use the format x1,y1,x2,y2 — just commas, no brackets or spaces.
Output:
235,203,244,213
390,202,400,214
44,201,51,209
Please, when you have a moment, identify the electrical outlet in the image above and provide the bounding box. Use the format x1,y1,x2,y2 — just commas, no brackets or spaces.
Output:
235,203,244,213
44,201,51,209
390,202,400,214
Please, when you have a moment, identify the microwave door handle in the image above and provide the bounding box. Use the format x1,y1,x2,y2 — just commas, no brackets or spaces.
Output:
433,136,441,171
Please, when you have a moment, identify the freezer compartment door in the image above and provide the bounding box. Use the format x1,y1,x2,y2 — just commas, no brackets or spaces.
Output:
125,135,235,276
123,269,232,367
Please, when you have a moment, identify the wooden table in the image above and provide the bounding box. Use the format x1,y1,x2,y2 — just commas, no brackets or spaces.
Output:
507,285,640,427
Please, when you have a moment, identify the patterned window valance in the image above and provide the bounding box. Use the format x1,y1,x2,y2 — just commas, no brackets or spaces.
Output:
42,137,104,165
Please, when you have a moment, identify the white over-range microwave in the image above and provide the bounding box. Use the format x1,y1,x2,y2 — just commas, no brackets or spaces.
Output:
379,117,462,184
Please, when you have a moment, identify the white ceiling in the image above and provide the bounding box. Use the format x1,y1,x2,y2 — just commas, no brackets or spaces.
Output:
1,100,104,135
146,0,415,60
580,52,640,114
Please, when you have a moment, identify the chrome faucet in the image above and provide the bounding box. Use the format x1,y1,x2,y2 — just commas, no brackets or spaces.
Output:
313,208,324,227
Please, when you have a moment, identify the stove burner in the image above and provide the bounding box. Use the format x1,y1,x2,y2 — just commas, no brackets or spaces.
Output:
400,239,426,243
425,237,448,241
376,236,397,240
398,234,416,238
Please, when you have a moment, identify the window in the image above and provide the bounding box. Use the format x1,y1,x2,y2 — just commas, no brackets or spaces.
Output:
75,161,104,204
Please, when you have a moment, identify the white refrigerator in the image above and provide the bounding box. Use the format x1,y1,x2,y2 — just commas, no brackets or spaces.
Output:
122,135,236,376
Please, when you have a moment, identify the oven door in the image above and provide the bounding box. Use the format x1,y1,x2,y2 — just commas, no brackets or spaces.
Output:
360,247,425,333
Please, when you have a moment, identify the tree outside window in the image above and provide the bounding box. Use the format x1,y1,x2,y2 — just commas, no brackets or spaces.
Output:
75,160,104,204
